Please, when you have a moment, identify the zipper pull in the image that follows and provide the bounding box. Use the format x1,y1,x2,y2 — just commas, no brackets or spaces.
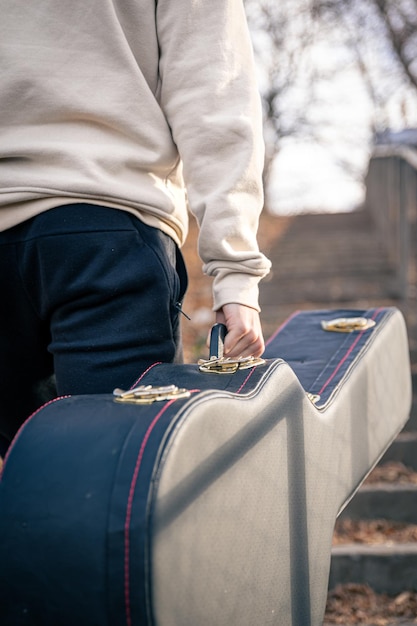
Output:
175,302,191,321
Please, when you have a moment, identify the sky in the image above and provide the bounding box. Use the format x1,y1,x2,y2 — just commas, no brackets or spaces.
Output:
252,7,417,215
267,62,374,215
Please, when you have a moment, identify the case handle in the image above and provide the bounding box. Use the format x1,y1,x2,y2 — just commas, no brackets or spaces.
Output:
199,323,266,374
209,323,228,359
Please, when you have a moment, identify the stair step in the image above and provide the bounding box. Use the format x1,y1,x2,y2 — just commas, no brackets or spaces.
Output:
402,408,417,431
380,432,417,470
339,485,417,524
328,544,417,595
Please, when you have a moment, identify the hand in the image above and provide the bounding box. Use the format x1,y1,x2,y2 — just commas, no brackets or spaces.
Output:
214,303,265,358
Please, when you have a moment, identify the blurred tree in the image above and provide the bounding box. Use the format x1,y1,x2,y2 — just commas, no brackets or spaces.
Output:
373,0,417,89
244,0,417,196
244,0,318,183
314,0,417,129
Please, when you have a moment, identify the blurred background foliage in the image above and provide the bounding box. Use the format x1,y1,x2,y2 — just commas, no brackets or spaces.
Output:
244,0,417,213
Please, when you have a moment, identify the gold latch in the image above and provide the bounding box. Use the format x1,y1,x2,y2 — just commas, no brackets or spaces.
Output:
113,384,191,404
321,317,376,333
306,392,321,405
198,322,266,374
198,355,266,374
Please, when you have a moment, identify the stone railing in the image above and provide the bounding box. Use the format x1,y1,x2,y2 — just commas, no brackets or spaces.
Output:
365,144,417,299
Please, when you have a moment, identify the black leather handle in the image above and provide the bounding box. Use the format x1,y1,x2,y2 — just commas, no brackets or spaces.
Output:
209,323,227,359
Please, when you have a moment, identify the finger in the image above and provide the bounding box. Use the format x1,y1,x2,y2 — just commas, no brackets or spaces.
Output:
224,327,264,358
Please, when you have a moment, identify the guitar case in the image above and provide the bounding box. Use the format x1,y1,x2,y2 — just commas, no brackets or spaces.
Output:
0,307,411,626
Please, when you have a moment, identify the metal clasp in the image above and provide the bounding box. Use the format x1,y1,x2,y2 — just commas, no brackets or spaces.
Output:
321,317,376,333
198,355,266,374
113,384,191,404
198,322,266,374
306,392,321,405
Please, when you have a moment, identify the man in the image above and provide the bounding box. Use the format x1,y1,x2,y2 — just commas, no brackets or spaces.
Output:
0,0,271,450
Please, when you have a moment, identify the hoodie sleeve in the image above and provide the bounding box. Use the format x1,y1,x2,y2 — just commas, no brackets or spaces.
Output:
156,0,271,311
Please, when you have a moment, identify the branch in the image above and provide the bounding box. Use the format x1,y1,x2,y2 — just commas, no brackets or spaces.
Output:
373,0,417,90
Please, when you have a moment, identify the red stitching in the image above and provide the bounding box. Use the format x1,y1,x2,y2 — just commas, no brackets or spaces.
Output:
123,390,199,626
317,309,382,396
0,395,71,481
129,362,162,390
236,367,257,394
124,399,175,626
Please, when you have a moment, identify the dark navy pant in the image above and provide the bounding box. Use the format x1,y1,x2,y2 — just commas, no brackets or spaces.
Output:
0,204,188,447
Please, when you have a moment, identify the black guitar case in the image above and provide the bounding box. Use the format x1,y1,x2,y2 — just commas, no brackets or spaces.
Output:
0,307,411,626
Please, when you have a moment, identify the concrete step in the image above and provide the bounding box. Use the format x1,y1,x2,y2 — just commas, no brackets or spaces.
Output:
339,484,417,523
329,544,417,595
261,274,400,306
402,406,417,431
380,432,417,470
329,439,417,595
260,209,404,307
270,244,391,275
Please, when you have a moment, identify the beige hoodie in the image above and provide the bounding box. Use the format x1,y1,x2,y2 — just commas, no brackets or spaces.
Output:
0,0,271,311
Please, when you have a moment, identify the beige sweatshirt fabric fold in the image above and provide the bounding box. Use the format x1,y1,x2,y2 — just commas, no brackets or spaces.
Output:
0,0,271,311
